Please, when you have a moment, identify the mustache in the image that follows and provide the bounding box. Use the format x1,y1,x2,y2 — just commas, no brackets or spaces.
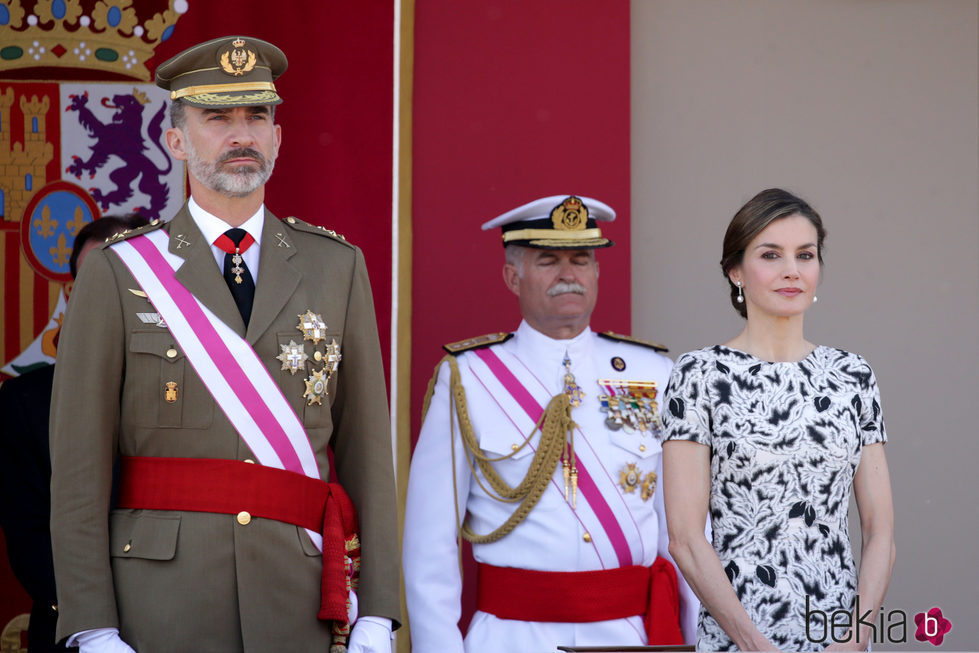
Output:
547,281,586,297
218,148,267,166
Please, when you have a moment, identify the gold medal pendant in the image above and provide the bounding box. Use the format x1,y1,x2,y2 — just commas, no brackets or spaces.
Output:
231,249,245,284
562,353,585,407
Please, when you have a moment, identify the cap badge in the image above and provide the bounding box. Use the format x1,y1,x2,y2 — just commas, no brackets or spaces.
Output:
164,381,178,404
550,195,588,232
220,38,258,77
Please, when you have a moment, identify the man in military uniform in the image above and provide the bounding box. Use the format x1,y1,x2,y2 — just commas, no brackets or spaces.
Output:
403,195,699,651
49,36,399,653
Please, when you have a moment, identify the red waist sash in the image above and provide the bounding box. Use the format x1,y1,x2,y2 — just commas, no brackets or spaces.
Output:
476,557,683,644
116,456,358,622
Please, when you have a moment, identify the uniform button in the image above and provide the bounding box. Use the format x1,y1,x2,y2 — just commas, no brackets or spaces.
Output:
314,351,323,362
511,444,518,451
639,444,646,452
237,511,251,525
123,542,132,553
583,533,592,543
166,348,178,358
244,458,256,464
287,217,296,224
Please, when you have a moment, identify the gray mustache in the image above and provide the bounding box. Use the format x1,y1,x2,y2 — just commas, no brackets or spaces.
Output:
547,282,586,297
219,148,266,166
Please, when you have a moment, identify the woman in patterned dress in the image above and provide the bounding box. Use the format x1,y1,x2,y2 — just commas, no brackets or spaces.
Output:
662,189,896,651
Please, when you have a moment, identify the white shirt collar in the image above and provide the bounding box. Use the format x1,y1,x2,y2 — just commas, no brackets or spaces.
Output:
187,196,265,247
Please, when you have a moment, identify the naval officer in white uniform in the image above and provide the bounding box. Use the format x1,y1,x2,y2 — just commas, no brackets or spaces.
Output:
403,195,699,652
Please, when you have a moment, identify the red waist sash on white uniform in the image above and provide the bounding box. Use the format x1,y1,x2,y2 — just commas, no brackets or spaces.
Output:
468,345,643,569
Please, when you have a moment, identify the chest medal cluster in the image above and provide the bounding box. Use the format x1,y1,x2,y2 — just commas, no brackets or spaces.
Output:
275,310,342,405
597,379,663,437
598,377,662,502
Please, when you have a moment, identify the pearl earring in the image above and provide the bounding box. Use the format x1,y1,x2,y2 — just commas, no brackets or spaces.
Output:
812,295,818,304
736,281,744,303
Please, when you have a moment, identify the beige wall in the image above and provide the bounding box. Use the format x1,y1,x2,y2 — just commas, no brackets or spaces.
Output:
631,0,978,649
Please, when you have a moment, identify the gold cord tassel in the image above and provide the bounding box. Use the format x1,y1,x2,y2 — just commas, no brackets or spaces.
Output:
427,355,576,544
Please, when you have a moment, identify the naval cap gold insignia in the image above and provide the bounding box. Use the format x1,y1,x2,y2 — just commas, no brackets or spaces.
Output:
550,195,588,231
481,194,616,250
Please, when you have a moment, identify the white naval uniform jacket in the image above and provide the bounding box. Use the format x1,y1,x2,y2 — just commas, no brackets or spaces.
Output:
403,321,699,653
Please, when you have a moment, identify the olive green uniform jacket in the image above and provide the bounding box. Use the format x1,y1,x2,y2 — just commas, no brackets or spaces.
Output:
49,205,400,652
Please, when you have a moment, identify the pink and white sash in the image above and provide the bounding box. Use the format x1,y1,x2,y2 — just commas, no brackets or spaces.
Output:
468,346,644,569
111,229,324,550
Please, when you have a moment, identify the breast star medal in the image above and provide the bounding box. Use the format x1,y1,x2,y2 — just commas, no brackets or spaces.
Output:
276,340,308,375
323,338,342,375
303,368,328,406
295,312,342,405
618,462,641,494
641,470,658,502
298,310,328,344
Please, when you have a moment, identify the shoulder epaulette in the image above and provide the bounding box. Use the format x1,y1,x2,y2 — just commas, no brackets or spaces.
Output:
102,217,166,247
443,332,513,355
281,216,354,248
598,330,668,353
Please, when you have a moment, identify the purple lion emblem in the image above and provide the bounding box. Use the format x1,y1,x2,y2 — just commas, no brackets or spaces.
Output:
65,91,173,220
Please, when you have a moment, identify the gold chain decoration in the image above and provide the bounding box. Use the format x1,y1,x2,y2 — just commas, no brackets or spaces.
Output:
422,355,576,545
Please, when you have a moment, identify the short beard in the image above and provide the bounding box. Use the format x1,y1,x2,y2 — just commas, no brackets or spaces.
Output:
547,281,586,296
185,140,275,198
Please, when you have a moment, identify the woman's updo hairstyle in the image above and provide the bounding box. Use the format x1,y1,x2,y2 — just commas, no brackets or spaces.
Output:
720,188,826,318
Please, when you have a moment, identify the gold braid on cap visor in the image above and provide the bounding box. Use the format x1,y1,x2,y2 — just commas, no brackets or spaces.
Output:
501,227,603,243
170,81,277,100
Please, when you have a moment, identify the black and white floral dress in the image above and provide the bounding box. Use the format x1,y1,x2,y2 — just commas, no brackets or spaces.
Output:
662,346,887,651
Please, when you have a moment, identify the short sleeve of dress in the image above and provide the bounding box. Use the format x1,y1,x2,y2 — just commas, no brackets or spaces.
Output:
857,357,887,446
662,351,713,447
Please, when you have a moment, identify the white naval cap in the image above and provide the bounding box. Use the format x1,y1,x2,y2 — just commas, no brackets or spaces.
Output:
481,195,615,249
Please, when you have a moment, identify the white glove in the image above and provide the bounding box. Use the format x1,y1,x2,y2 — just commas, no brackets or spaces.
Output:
70,628,137,653
348,586,359,624
346,616,392,653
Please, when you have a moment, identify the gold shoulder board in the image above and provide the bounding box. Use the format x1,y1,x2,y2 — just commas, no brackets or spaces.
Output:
598,331,668,353
443,332,513,355
102,218,165,247
282,216,353,247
